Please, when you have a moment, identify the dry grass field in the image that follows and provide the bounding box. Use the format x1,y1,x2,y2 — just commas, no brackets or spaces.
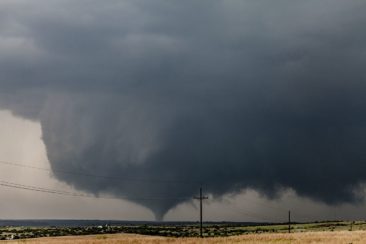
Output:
3,231,366,244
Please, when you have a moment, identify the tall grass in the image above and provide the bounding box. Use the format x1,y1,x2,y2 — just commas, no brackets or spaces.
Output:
4,231,366,244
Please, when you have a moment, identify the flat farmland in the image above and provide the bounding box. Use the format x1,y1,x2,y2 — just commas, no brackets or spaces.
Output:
3,231,366,244
2,221,366,243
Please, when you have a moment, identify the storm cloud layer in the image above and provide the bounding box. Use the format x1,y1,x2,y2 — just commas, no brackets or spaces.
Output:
1,0,366,219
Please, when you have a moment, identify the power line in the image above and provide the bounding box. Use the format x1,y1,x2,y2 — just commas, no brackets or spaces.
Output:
0,179,276,223
230,195,316,220
0,179,321,224
0,160,200,185
0,179,192,201
193,187,208,237
0,180,86,197
0,162,319,221
225,205,274,223
288,210,291,233
0,180,82,195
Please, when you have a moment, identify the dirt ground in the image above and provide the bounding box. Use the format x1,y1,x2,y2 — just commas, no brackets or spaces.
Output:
3,231,366,244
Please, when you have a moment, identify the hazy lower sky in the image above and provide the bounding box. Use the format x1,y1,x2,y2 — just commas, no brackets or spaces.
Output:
1,0,366,222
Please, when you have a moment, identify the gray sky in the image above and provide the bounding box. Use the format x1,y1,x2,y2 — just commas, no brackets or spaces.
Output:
1,109,366,222
0,107,366,221
1,0,366,221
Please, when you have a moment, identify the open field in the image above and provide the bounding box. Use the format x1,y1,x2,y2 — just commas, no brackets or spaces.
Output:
1,221,366,242
1,220,366,240
3,231,366,244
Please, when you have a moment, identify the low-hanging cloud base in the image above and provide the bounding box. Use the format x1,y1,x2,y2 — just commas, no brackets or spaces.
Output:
1,0,366,219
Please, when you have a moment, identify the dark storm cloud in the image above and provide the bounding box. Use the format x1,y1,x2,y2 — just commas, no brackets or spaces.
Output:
1,0,366,219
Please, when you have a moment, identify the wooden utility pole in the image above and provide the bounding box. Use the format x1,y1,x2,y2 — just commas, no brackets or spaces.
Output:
194,187,208,238
288,210,291,233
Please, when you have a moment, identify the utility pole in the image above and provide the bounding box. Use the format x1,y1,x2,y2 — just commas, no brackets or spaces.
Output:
288,210,291,233
194,186,208,238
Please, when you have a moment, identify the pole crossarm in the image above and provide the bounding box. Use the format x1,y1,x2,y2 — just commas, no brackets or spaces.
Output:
193,196,209,200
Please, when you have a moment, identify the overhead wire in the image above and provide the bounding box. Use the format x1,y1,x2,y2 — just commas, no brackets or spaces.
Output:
0,160,200,185
223,195,321,222
0,159,319,220
224,204,275,223
0,179,192,201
